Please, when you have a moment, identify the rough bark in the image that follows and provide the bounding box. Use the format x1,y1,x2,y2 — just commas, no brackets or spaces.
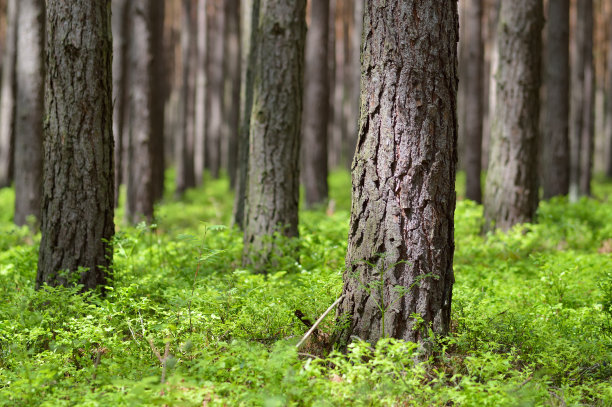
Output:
463,0,484,203
13,0,44,226
542,0,569,198
232,0,260,229
243,0,306,270
112,0,129,207
569,0,594,199
0,0,17,188
150,0,166,201
483,0,542,232
37,0,114,290
336,1,458,347
126,0,155,223
175,0,196,197
225,0,241,188
205,0,225,179
302,0,330,208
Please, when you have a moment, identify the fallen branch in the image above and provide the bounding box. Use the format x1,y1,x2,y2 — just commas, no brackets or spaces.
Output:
296,295,345,349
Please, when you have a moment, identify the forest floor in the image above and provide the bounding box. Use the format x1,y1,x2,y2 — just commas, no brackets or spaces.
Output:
1,171,612,406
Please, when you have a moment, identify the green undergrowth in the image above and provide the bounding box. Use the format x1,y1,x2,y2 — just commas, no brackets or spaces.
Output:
1,171,612,406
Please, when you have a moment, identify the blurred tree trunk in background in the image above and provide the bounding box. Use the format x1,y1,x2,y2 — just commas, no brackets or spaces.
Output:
205,0,225,179
112,0,129,207
569,0,594,199
462,0,484,203
37,0,114,290
302,0,330,208
349,0,363,166
13,0,44,226
336,0,457,347
606,14,612,178
482,0,501,173
0,0,17,188
484,0,542,232
194,0,206,185
126,0,156,223
243,0,306,270
224,0,241,188
151,1,166,201
175,0,196,197
233,0,260,229
542,0,570,198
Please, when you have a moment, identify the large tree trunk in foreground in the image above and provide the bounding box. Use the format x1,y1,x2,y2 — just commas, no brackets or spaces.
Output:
542,0,569,199
126,0,155,223
37,0,114,290
13,0,44,226
336,1,458,347
302,0,330,208
0,0,17,188
243,0,306,270
463,0,484,203
483,0,542,232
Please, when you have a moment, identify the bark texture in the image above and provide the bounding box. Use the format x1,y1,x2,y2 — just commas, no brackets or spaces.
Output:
463,0,484,203
302,0,330,208
336,1,458,346
126,0,155,223
0,0,17,187
112,0,129,207
542,0,569,198
483,0,542,232
13,0,44,226
243,0,306,269
37,0,114,290
233,0,260,229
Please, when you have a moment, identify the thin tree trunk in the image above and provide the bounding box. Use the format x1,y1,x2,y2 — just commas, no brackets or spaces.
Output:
232,0,260,229
175,0,196,197
37,0,114,290
483,0,542,232
0,0,17,188
112,0,129,207
243,0,306,270
606,17,612,178
126,0,155,223
542,0,570,198
336,0,457,347
302,0,330,208
194,0,206,185
348,0,363,167
579,0,594,197
205,0,225,179
225,0,241,188
150,0,166,201
13,0,44,226
463,0,484,203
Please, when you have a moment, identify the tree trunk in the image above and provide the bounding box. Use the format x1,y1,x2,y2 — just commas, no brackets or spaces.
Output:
302,0,330,208
175,0,196,197
462,0,484,203
349,0,363,167
194,0,206,185
569,0,594,200
542,0,570,198
150,0,166,201
606,15,612,178
13,0,44,226
224,0,241,188
578,0,594,197
111,0,129,208
126,0,156,223
37,0,114,290
232,0,260,229
0,0,17,188
335,1,458,347
243,0,306,270
483,0,542,232
205,0,225,179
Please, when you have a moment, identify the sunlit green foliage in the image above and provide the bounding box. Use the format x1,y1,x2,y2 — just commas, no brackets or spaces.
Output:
0,171,611,406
